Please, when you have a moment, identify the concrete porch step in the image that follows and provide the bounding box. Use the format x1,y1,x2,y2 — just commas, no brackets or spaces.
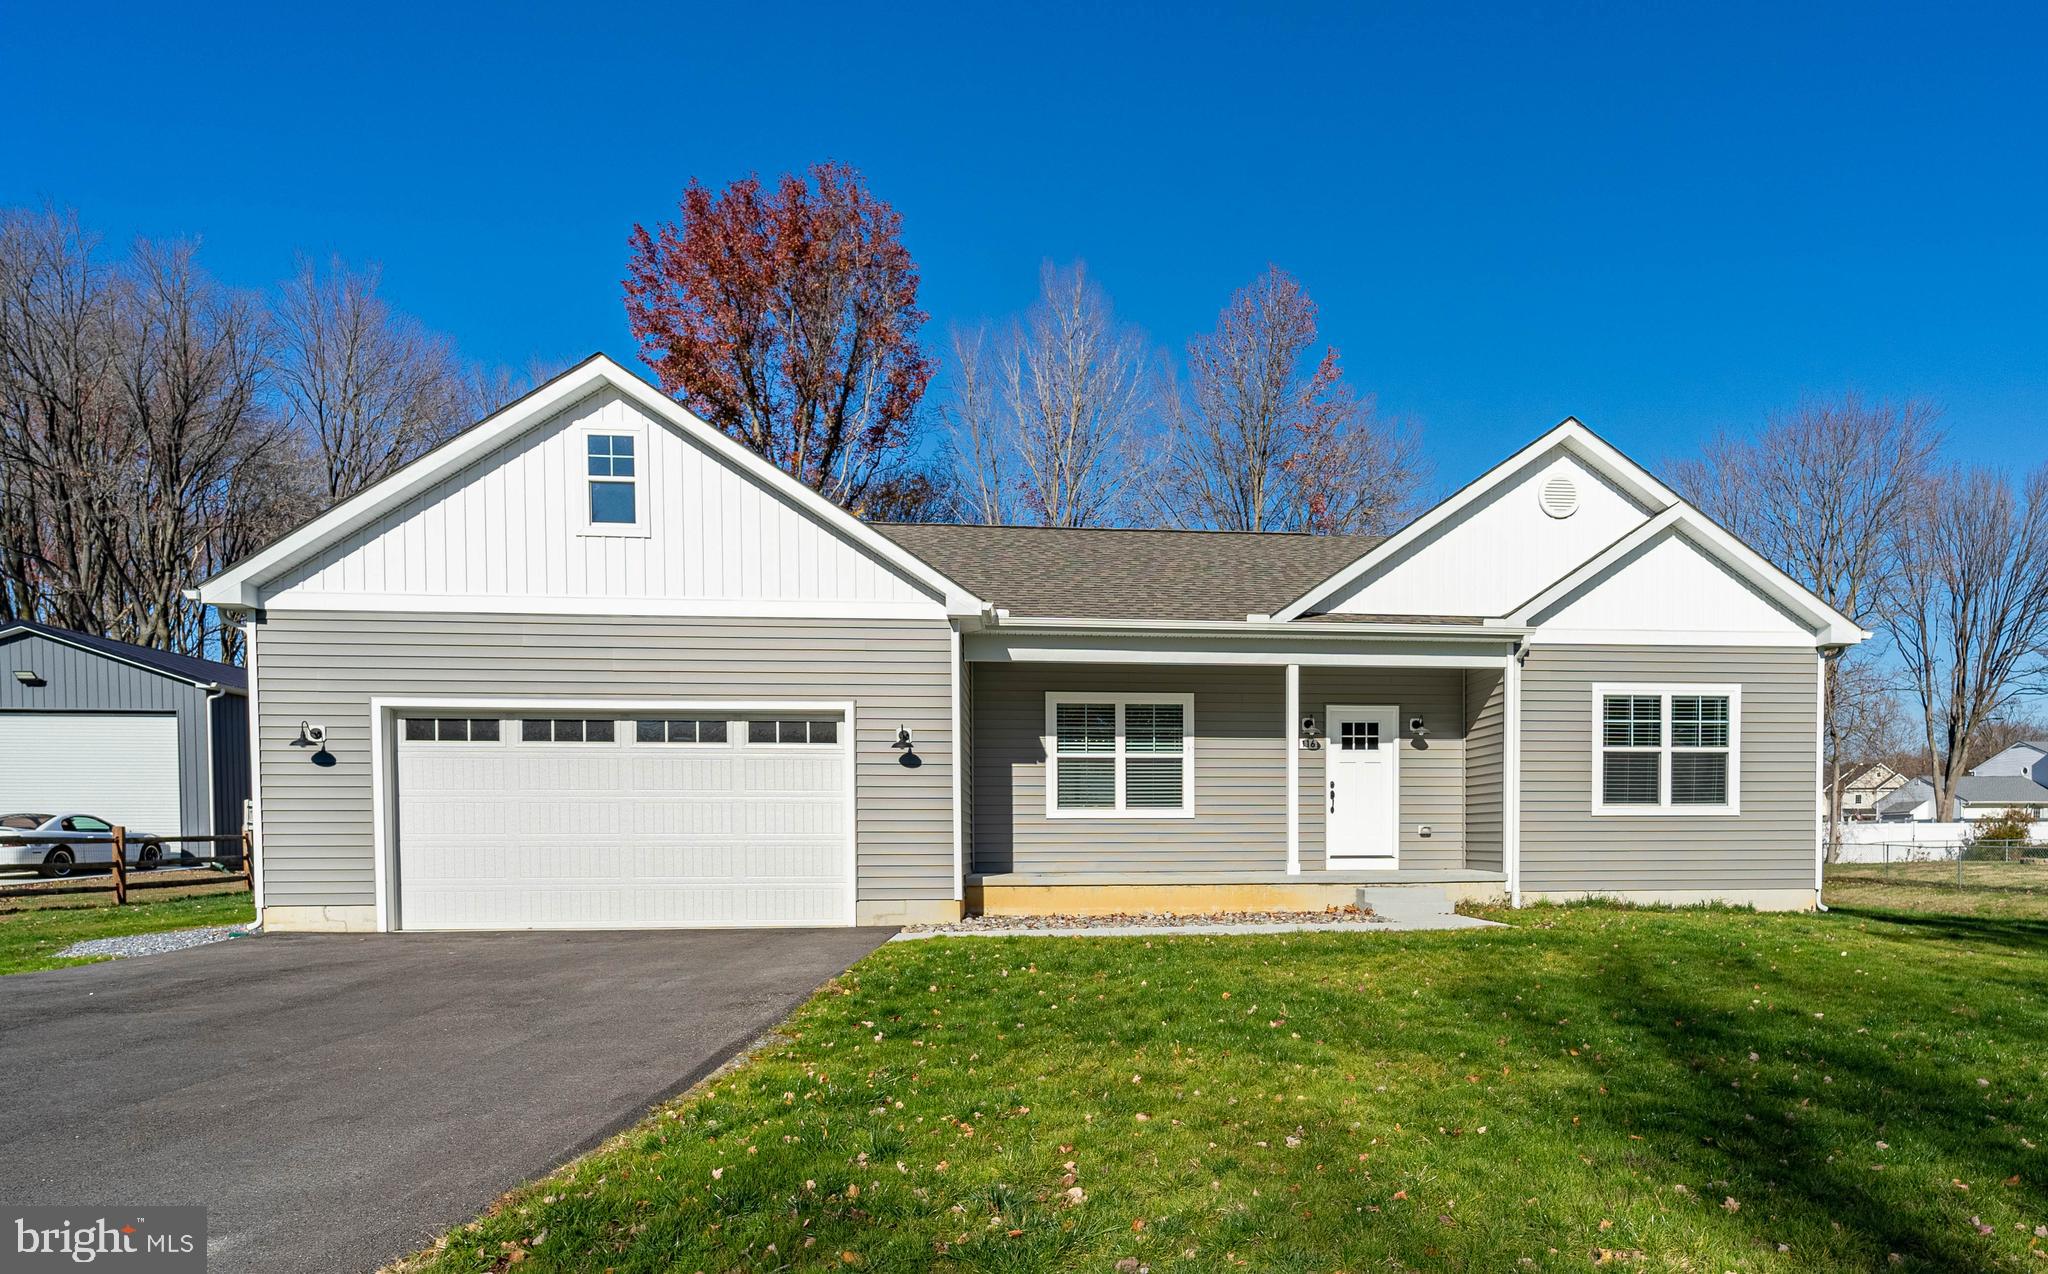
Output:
1355,884,1457,923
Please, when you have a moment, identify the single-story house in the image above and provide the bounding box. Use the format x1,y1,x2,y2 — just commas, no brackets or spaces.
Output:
1878,775,2048,822
192,355,1867,933
0,618,249,839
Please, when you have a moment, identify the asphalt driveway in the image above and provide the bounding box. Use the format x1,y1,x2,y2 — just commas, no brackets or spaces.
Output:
0,927,893,1273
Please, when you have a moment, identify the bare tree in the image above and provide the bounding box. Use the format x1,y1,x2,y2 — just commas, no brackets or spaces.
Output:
1156,266,1427,534
940,325,1007,524
1675,395,1940,838
0,209,293,657
273,257,470,502
981,263,1153,527
1886,464,2048,819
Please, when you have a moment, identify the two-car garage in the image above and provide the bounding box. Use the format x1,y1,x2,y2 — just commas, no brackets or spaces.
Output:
389,705,854,930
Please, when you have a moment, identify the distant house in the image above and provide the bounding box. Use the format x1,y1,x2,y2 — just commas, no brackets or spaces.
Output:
1877,775,2048,823
1838,761,1908,819
0,618,249,838
1972,740,2048,786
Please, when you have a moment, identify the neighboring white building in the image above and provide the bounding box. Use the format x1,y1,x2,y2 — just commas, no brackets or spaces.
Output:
1878,774,2048,822
1973,740,2048,786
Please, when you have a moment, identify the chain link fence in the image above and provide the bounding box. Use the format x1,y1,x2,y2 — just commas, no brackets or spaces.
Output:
1825,838,2045,893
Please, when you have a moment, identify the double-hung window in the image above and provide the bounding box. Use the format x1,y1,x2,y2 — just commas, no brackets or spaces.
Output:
1045,693,1193,817
587,433,636,524
1592,684,1739,814
577,426,647,535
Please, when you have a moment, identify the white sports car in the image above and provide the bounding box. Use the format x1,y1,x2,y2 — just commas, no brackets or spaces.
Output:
0,813,167,877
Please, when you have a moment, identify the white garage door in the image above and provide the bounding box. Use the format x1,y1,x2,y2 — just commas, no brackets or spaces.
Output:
395,711,851,929
0,713,182,836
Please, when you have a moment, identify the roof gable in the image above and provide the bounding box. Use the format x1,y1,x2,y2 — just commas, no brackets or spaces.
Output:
1272,419,1676,621
195,356,982,615
1270,417,1867,646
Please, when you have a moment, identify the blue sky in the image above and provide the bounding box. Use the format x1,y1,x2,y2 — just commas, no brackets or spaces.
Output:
4,1,2043,493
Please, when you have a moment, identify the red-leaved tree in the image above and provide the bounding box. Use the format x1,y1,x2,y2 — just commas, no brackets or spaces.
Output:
623,163,944,517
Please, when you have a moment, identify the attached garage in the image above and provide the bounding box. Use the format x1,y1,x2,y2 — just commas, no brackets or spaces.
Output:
387,705,854,930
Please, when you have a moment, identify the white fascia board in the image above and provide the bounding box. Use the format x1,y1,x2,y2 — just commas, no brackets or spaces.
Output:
263,592,952,621
1505,504,1870,646
194,355,985,616
990,615,1530,639
1267,418,1682,622
967,630,1519,668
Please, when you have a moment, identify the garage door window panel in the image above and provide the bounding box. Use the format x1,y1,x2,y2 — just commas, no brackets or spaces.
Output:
635,719,732,745
519,718,618,744
746,719,839,746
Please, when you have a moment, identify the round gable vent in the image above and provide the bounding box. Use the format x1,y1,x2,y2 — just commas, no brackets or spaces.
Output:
1539,473,1579,519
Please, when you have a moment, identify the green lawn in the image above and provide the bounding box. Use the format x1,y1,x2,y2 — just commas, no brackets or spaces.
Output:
0,881,254,975
397,905,2048,1272
1826,861,2048,920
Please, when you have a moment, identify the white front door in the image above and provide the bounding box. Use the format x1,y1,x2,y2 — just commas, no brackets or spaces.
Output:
1325,704,1398,867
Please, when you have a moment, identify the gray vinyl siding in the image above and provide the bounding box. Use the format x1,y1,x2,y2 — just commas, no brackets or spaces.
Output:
0,629,239,836
971,663,1475,875
1296,669,1467,870
971,664,1289,873
1463,668,1505,871
252,611,954,908
1519,644,1819,894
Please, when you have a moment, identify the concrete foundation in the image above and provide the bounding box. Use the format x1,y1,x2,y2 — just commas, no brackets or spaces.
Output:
855,898,965,925
1522,888,1818,912
261,904,379,933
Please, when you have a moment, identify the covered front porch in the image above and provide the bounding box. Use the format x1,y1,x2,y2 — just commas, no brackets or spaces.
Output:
960,619,1524,914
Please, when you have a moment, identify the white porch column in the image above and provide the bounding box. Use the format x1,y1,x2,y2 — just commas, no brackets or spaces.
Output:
1285,662,1301,875
1504,646,1523,906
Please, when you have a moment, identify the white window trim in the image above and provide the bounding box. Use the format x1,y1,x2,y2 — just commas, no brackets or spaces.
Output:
575,420,650,538
1589,683,1742,816
1042,692,1195,819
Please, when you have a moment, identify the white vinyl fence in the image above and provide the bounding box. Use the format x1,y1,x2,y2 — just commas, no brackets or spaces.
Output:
1831,821,2048,863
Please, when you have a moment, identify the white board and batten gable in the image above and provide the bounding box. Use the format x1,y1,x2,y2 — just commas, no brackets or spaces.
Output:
1273,419,1865,649
197,357,979,620
1306,446,1652,620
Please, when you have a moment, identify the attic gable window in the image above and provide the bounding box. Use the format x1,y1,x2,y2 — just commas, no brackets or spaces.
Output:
587,433,637,524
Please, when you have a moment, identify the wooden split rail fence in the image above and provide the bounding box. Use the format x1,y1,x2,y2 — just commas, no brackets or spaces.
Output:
0,828,254,905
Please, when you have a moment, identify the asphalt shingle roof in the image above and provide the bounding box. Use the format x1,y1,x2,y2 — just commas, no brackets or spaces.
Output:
0,617,245,691
871,524,1385,622
1956,775,2048,804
